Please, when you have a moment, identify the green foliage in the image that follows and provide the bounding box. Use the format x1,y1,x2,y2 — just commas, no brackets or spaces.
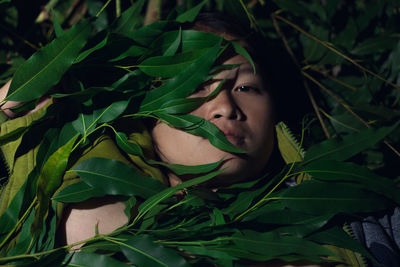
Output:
0,0,399,266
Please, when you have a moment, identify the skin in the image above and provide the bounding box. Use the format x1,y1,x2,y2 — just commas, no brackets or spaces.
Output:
152,54,275,187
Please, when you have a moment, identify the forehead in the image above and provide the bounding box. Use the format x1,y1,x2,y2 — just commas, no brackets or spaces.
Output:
214,54,259,80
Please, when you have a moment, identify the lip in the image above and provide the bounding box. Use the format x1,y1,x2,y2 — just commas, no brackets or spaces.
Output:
221,130,245,145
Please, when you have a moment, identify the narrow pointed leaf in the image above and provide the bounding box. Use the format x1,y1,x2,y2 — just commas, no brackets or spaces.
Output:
139,50,206,78
176,0,207,23
52,181,105,202
155,112,245,153
120,235,190,267
68,252,129,267
70,158,166,198
6,19,92,102
303,160,400,204
304,121,400,163
163,28,181,56
111,0,145,34
280,180,392,215
140,41,222,111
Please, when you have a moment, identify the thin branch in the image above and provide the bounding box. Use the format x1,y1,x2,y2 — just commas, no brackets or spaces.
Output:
271,14,331,139
273,13,400,92
303,71,400,157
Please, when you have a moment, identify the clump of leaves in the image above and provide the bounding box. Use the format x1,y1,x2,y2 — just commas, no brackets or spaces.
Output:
0,1,399,266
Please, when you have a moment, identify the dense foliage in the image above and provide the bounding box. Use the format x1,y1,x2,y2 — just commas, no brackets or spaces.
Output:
0,0,399,266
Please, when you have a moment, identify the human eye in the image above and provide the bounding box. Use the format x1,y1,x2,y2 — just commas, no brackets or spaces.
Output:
235,85,261,93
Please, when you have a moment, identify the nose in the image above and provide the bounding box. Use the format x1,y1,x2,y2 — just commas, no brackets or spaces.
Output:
207,89,244,121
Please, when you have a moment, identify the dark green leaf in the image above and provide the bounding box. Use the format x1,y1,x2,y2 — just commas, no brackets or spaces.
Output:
163,28,181,56
120,235,190,267
68,252,129,267
51,9,64,38
351,36,398,56
6,19,92,102
74,34,109,63
303,160,400,204
233,230,335,259
304,121,400,163
70,157,166,198
231,42,255,74
139,50,207,78
307,226,378,264
176,0,207,23
111,0,145,34
280,180,391,215
159,97,205,114
138,168,224,217
52,181,105,202
0,126,28,146
140,41,222,111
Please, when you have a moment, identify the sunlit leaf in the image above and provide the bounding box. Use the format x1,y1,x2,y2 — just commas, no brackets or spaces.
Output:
155,112,244,154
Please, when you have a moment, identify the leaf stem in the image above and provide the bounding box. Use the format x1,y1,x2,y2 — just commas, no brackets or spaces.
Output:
234,123,306,221
0,196,37,250
96,0,112,17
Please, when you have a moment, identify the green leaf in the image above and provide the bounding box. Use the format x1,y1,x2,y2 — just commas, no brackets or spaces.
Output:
155,30,222,54
33,135,79,234
232,230,335,259
304,121,400,163
176,0,207,23
74,34,109,63
137,168,224,220
120,235,190,267
179,245,237,260
111,0,145,34
52,181,105,202
140,41,222,111
68,252,129,267
163,28,181,56
6,19,92,102
93,99,129,123
280,180,391,215
114,131,223,175
351,36,398,56
302,160,400,204
231,42,256,74
115,131,143,156
139,50,207,78
51,9,64,38
155,113,244,154
0,126,28,146
159,97,205,114
147,158,223,175
307,226,378,264
70,158,166,198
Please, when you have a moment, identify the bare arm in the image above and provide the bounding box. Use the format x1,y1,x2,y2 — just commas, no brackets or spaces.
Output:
59,196,129,247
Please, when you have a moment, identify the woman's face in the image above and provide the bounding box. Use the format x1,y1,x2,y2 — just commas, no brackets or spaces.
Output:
151,54,275,185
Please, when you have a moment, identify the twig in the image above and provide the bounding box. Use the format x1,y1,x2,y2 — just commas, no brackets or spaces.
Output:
273,13,400,92
271,14,331,139
303,71,400,157
305,65,358,91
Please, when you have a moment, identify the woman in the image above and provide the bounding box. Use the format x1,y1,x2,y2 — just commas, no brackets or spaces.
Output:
0,11,398,267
